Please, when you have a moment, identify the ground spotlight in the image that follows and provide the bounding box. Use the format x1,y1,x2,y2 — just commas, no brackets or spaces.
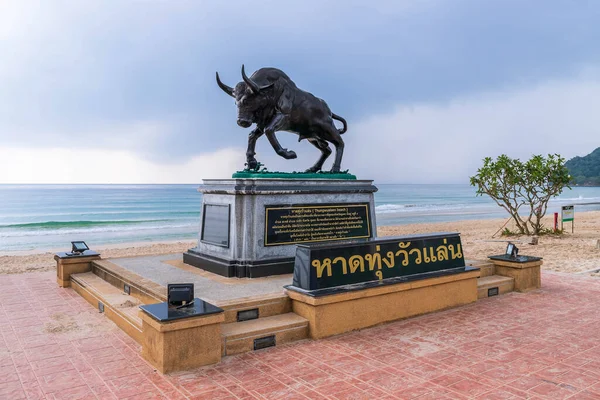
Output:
70,241,89,255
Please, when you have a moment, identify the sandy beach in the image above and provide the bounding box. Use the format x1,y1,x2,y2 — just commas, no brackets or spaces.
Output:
1,211,599,275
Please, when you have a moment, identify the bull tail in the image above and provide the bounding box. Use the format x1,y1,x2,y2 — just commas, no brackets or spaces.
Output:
332,113,347,134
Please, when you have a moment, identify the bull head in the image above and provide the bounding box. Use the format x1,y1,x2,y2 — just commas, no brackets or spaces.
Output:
241,65,273,93
215,65,273,97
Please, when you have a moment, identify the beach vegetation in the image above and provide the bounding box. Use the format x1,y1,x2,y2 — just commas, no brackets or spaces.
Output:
500,227,518,237
470,154,572,235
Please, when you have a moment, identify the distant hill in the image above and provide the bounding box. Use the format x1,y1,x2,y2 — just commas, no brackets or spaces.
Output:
565,147,600,186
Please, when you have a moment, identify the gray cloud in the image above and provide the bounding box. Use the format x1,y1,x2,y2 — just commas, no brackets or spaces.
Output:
1,0,599,178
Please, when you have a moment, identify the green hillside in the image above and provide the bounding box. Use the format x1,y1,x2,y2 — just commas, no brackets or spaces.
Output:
565,147,600,186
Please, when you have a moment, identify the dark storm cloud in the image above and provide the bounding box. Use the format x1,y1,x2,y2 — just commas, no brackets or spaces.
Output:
1,0,599,162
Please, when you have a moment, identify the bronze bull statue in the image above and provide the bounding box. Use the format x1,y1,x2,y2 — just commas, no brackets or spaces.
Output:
216,65,347,173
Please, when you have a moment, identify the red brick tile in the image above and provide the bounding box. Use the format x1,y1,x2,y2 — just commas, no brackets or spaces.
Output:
313,380,356,396
364,370,423,393
144,370,179,393
93,358,138,380
508,357,552,375
570,391,600,400
220,383,256,399
179,375,221,396
89,383,118,399
30,355,75,377
159,388,188,400
430,372,467,387
296,369,344,387
528,381,579,399
557,368,600,391
38,369,87,395
0,379,26,400
331,387,378,400
46,385,96,400
251,382,302,400
448,377,495,397
480,364,525,383
392,384,437,399
393,358,445,380
25,345,65,362
19,334,57,349
15,364,38,384
106,373,158,398
121,392,168,400
22,382,46,400
0,354,14,367
0,363,20,383
474,387,521,399
581,359,600,373
6,267,600,400
188,387,238,399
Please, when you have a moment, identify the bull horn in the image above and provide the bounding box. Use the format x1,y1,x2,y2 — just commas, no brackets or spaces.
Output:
241,64,260,93
216,72,234,97
241,64,274,93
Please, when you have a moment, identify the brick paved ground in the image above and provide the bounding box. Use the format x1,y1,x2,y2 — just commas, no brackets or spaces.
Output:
1,271,600,399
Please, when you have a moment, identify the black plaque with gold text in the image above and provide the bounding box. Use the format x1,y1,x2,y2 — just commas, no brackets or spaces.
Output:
264,203,372,246
291,232,469,292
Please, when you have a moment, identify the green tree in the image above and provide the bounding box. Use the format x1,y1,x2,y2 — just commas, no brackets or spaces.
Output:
470,154,572,235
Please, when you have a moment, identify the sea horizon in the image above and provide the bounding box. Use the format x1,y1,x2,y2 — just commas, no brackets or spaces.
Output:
2,183,600,254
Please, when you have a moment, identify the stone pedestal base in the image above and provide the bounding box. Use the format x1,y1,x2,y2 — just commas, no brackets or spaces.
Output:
140,304,225,373
54,252,101,287
490,258,542,292
286,269,479,339
185,178,378,278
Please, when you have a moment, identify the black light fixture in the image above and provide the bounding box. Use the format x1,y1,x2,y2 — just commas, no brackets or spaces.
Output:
70,241,89,255
167,283,194,308
506,242,519,258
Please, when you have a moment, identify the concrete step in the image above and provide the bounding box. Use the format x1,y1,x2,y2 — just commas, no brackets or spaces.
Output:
466,259,496,277
71,272,143,343
91,260,165,305
221,313,308,356
477,275,514,299
218,293,292,324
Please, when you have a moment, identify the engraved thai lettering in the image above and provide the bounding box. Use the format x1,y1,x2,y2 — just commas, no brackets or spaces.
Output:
349,255,365,273
332,256,348,274
448,243,463,259
383,251,395,268
409,248,422,264
312,258,332,278
423,247,431,263
427,247,437,262
364,245,382,271
395,241,411,266
436,239,449,261
375,270,383,280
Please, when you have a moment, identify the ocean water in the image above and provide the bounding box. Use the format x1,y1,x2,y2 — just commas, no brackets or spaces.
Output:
1,183,600,253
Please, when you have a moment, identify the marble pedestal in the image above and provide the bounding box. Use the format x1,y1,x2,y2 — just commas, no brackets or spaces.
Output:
184,178,378,278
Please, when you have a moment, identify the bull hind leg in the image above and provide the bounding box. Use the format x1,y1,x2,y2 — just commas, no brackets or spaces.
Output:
305,139,332,173
320,123,345,172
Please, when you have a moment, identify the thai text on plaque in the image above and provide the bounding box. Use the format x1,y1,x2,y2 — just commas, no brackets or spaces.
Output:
264,203,372,246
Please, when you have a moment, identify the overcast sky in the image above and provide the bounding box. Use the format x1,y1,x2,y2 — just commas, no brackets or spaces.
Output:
1,0,599,183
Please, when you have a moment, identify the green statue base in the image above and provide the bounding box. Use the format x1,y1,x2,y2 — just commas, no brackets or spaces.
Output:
232,170,357,180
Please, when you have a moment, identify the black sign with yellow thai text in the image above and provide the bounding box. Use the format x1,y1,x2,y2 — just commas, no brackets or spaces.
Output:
292,232,465,291
264,203,371,246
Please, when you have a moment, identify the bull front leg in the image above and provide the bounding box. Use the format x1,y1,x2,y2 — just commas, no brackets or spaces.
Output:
246,128,264,170
264,114,296,160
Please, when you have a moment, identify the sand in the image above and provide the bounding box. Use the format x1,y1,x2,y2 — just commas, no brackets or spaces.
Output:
0,241,196,275
1,212,599,275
